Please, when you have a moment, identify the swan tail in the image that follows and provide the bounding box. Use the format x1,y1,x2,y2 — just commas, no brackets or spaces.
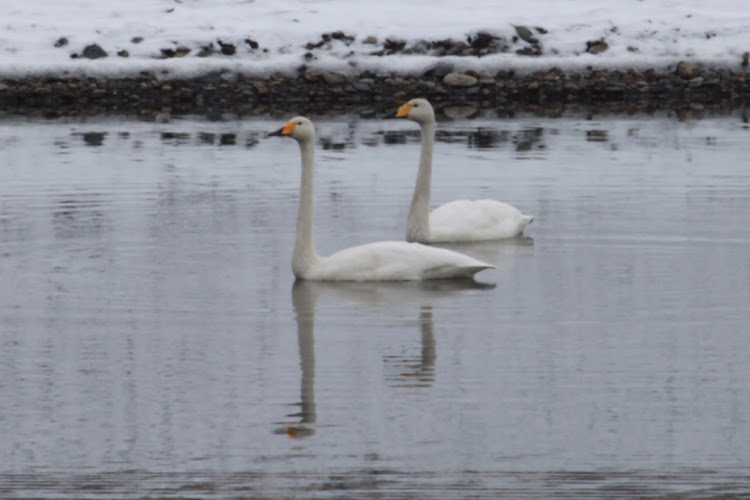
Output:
423,264,494,280
517,214,534,234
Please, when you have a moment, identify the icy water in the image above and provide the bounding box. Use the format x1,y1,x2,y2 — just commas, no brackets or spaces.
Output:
1,112,749,499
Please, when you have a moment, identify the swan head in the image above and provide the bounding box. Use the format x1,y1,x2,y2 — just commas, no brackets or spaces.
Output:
395,98,435,124
269,116,315,143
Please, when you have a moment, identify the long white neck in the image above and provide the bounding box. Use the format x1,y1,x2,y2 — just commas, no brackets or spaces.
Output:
292,139,320,278
406,120,435,242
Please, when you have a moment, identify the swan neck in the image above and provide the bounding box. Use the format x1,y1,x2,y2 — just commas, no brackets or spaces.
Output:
293,139,320,277
407,120,435,242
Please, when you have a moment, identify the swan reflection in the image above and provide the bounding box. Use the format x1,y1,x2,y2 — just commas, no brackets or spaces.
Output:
383,305,436,388
433,236,534,269
275,279,494,439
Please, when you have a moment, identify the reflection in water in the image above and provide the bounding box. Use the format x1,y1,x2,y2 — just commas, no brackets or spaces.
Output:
381,129,412,145
275,281,318,439
78,131,107,146
384,306,436,388
586,129,608,142
433,236,533,270
59,119,551,155
3,115,750,498
157,130,260,148
378,125,546,152
198,131,216,144
466,128,510,149
278,279,495,438
219,133,236,146
52,195,109,240
160,131,190,144
512,126,544,152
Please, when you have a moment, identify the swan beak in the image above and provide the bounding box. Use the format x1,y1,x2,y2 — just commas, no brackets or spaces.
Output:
268,122,297,136
395,103,412,118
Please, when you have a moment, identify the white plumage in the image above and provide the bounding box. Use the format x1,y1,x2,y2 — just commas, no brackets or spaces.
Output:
270,116,494,281
396,98,534,243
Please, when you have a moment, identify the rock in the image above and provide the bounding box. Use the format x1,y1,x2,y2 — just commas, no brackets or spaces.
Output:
197,45,214,57
329,31,355,43
82,44,108,59
117,50,129,58
676,60,701,79
245,38,259,49
383,39,406,53
742,52,749,67
54,37,68,48
160,46,190,58
429,62,455,77
362,36,378,45
586,40,609,55
321,72,347,85
514,26,538,44
443,72,478,87
446,42,468,56
218,40,236,55
469,31,500,50
517,46,542,56
352,81,372,92
131,36,144,44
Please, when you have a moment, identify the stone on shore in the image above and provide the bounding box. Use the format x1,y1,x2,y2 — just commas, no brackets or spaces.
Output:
443,72,478,87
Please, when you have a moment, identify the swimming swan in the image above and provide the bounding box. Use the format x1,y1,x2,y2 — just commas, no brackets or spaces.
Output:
396,98,534,243
269,116,494,281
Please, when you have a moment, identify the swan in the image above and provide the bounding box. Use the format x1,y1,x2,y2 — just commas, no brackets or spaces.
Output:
269,116,494,281
395,98,534,243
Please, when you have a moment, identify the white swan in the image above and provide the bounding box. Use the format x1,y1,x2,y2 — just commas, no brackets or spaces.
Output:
395,98,534,243
269,116,494,281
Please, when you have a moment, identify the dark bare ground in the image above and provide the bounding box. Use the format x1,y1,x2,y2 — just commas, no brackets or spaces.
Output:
1,66,749,119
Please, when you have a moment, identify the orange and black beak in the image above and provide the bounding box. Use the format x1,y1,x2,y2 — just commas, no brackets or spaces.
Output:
395,103,412,118
268,121,297,137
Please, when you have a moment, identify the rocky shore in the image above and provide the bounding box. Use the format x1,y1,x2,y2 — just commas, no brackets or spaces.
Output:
2,28,750,118
2,63,749,118
0,26,750,117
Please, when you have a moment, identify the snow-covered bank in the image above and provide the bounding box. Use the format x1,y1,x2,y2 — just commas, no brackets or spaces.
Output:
3,0,750,117
2,0,750,79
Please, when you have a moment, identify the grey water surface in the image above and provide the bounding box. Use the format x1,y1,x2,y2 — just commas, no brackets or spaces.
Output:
1,112,749,499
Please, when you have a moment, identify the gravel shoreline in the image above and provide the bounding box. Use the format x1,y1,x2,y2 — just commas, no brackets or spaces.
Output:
2,63,750,118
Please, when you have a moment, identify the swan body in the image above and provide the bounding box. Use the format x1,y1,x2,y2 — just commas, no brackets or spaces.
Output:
396,98,534,243
270,116,493,281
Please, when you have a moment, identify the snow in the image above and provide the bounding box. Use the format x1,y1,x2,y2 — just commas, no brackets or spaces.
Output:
2,0,750,78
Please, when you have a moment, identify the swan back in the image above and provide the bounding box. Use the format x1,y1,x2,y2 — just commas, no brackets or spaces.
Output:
304,241,493,281
427,199,534,242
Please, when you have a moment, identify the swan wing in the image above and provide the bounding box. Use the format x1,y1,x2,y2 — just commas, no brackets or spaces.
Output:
309,241,493,281
428,199,533,242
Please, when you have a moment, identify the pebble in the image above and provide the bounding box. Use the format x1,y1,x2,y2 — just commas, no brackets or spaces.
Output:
2,31,749,117
82,44,108,59
443,72,478,87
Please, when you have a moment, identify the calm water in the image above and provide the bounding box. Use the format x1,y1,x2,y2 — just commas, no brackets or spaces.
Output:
1,112,749,499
